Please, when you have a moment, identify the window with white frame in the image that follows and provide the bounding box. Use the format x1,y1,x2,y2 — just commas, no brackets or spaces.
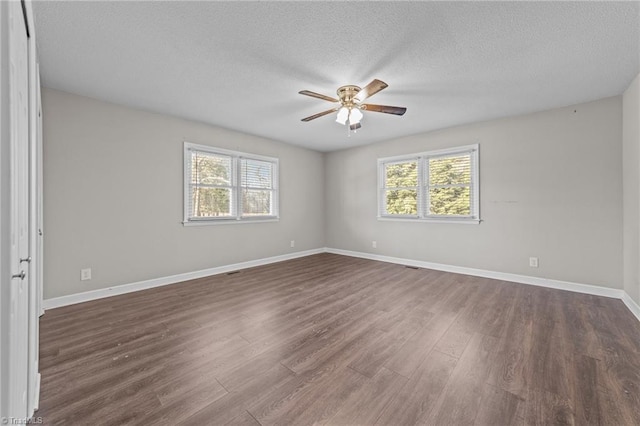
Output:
184,143,279,224
378,144,479,222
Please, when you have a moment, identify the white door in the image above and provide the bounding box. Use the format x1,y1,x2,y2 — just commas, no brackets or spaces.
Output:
8,0,31,417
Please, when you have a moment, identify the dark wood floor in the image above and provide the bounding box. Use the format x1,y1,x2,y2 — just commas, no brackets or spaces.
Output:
37,253,640,425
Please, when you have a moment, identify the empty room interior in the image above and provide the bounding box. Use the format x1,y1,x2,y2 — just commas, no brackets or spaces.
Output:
2,1,640,425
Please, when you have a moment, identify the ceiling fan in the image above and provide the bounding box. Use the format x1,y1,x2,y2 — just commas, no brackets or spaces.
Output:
299,79,407,131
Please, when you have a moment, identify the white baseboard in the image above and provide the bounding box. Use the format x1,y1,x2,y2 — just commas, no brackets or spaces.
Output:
621,291,640,322
42,246,640,325
324,247,625,299
43,248,324,310
34,372,40,411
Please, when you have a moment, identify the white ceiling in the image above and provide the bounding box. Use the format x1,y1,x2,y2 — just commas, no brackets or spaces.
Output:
33,1,639,152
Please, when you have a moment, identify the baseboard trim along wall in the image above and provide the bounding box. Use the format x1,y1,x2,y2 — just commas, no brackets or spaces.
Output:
34,373,41,411
43,247,640,324
324,248,623,298
324,248,640,323
42,248,324,310
621,291,640,323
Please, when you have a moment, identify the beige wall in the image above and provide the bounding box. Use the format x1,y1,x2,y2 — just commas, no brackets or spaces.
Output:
44,89,630,300
43,89,325,299
325,97,623,289
623,73,640,304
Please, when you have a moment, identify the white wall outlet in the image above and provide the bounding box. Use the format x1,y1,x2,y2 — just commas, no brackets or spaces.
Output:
529,257,539,268
372,241,377,248
290,240,295,248
81,268,92,281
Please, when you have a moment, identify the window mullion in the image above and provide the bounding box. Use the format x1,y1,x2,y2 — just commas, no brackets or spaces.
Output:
235,157,241,219
473,149,479,219
378,162,384,216
184,148,191,223
417,157,423,219
424,157,430,218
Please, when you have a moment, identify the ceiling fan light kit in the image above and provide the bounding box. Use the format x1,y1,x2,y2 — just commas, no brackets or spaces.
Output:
335,107,349,125
299,79,407,133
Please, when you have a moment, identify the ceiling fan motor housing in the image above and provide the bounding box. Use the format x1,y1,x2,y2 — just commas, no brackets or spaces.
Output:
337,85,361,106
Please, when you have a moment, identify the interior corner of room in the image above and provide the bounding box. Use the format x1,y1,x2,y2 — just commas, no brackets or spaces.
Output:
1,0,639,423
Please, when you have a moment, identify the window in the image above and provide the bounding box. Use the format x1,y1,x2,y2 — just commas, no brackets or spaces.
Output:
382,158,420,217
184,143,278,224
378,144,479,222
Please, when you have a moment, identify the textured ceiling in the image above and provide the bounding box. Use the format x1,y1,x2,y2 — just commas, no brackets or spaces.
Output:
33,1,639,152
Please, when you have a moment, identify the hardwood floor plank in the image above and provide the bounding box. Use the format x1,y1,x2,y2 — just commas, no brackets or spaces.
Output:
427,273,478,314
216,350,287,392
246,366,367,425
347,304,431,378
526,311,575,400
278,312,384,374
384,310,458,378
559,297,603,359
594,332,640,424
454,278,500,333
433,320,473,359
141,375,228,425
572,355,603,426
524,389,574,426
474,282,518,338
347,331,406,378
473,384,523,426
375,350,458,426
486,286,535,398
425,333,500,425
178,363,294,425
327,367,408,426
224,410,261,426
271,367,368,425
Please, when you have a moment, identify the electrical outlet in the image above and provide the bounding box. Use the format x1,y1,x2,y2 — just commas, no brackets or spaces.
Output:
372,241,377,248
81,268,92,281
529,257,539,268
290,240,295,248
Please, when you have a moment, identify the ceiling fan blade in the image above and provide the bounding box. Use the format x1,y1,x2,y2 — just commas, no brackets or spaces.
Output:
301,107,340,122
354,79,388,103
299,90,339,103
362,104,407,116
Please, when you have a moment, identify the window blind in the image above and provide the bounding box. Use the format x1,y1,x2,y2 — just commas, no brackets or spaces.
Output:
188,149,234,219
240,158,276,217
427,152,474,217
380,159,420,217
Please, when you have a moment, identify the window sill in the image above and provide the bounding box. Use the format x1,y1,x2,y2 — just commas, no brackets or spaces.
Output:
183,217,279,226
378,216,481,225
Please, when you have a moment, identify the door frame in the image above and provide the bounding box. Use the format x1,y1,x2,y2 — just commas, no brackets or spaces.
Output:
0,0,41,419
26,0,41,412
